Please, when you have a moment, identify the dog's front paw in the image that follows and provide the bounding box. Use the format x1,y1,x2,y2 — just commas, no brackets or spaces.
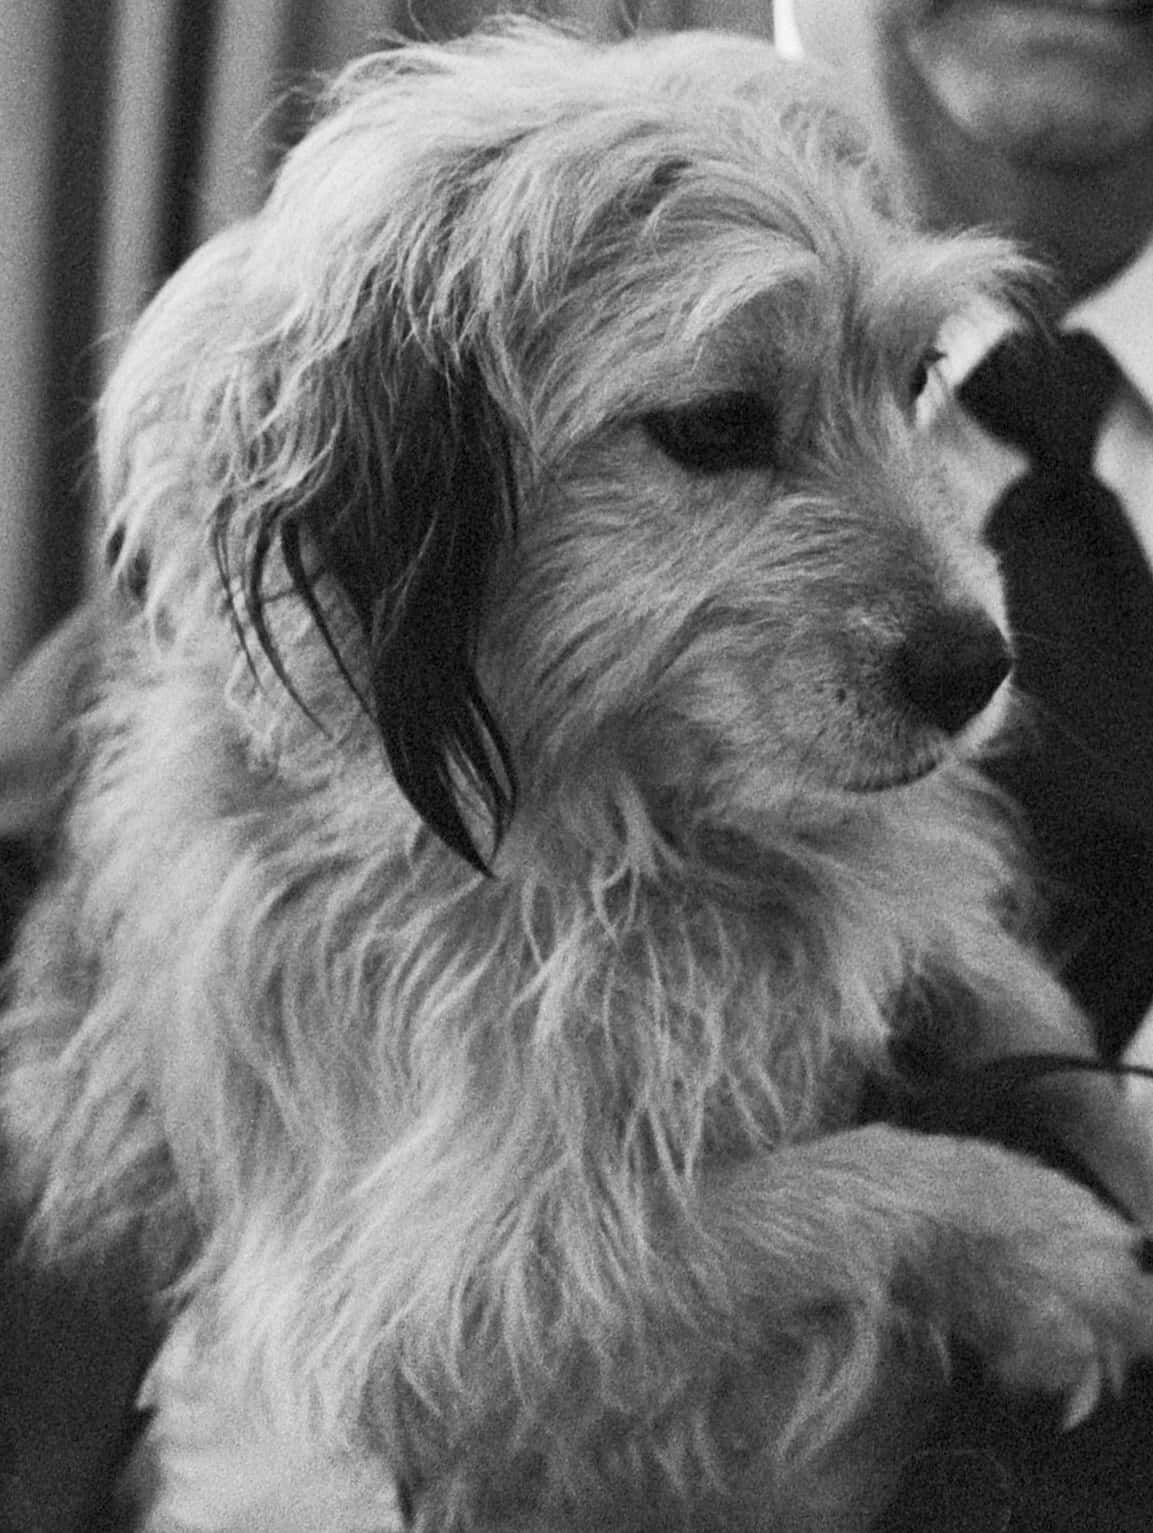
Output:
955,1145,1153,1425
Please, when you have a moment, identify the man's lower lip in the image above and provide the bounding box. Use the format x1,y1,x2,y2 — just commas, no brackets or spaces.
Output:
970,0,1153,15
1003,0,1153,8
936,0,1153,37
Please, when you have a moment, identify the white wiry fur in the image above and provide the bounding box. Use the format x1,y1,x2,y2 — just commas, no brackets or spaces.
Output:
4,20,1153,1532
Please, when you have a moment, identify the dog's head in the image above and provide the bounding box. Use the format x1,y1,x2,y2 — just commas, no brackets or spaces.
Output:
99,22,1026,872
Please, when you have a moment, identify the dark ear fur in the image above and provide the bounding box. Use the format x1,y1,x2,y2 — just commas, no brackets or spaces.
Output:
220,340,518,874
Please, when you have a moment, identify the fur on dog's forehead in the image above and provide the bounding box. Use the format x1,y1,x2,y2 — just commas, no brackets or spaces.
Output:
261,30,876,332
256,25,1010,439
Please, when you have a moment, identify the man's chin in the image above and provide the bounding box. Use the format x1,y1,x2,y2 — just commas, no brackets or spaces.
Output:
903,2,1153,172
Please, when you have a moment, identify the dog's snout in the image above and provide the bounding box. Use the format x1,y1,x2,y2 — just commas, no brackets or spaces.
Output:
895,612,1013,736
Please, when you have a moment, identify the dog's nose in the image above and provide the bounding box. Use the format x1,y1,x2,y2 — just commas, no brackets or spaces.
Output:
894,612,1013,735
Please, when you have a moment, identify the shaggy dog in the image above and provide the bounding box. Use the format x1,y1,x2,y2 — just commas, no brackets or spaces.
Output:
3,20,1153,1532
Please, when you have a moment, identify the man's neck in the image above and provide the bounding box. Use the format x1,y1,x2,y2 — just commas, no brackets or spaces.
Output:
908,132,1153,304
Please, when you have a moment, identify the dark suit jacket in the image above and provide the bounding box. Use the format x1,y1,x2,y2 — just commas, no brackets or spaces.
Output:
0,1196,154,1533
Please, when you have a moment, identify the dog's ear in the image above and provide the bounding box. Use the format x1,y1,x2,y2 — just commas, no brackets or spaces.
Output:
98,181,519,875
219,319,520,874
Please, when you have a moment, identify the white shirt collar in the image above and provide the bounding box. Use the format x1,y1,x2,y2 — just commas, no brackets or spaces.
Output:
938,238,1153,409
1068,235,1153,417
772,0,804,60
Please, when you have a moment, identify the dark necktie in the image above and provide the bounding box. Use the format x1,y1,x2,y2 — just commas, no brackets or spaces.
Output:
960,329,1153,1053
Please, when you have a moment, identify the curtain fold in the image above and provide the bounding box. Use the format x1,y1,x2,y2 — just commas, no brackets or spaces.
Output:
0,0,771,685
1,1,117,682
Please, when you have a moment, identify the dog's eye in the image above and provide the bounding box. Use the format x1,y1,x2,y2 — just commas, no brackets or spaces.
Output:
909,347,945,404
642,393,777,474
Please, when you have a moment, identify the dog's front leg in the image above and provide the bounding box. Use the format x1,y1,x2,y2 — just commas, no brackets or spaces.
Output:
699,1124,1153,1450
416,1126,1153,1532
